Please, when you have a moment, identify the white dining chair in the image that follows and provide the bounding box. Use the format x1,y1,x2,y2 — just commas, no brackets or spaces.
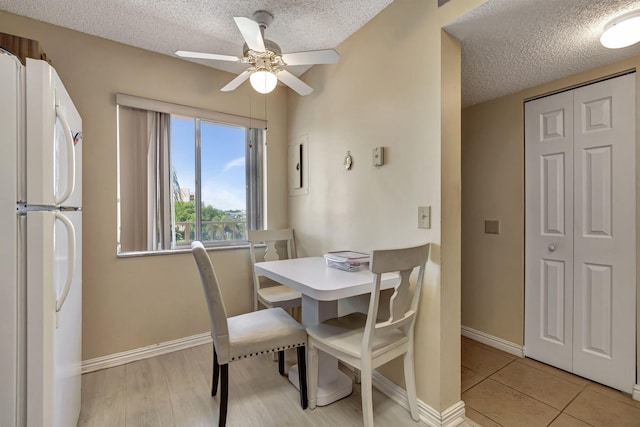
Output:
306,243,430,427
248,229,303,369
191,241,308,427
248,228,302,312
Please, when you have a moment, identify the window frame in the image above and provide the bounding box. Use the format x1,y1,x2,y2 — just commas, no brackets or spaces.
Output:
116,94,265,256
175,116,263,248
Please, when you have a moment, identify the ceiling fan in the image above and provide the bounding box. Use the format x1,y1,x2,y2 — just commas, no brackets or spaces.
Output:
175,10,339,96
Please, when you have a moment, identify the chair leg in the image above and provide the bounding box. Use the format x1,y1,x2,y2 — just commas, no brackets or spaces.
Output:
296,346,308,409
212,345,220,396
307,343,318,409
361,364,374,427
403,349,419,421
278,350,285,375
219,364,229,427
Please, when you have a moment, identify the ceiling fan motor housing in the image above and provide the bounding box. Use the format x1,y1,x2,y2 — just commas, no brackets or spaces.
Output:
242,39,282,57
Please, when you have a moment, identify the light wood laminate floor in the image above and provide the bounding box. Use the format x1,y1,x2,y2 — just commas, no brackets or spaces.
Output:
79,343,449,427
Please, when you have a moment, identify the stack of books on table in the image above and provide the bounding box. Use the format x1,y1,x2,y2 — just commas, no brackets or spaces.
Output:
324,250,371,272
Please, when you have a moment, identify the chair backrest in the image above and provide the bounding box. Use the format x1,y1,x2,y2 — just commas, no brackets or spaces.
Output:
247,229,296,308
191,241,230,362
248,229,296,262
363,243,430,354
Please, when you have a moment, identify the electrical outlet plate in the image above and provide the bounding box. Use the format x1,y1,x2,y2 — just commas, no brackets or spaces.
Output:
418,206,431,229
485,219,500,234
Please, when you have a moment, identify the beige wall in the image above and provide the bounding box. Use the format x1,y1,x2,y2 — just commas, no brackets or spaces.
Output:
461,54,640,383
0,11,289,360
287,0,483,412
461,93,525,344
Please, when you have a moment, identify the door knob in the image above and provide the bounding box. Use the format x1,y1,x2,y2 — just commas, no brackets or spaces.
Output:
548,244,557,252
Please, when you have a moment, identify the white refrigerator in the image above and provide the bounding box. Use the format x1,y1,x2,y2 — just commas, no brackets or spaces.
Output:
0,52,83,427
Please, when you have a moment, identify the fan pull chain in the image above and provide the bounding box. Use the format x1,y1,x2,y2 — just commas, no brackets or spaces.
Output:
264,91,268,132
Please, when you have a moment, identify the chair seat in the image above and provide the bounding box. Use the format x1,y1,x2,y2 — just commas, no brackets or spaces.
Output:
228,307,306,361
307,312,408,360
257,285,302,308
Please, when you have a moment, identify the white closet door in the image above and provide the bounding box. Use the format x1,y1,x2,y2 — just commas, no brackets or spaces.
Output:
572,74,636,392
525,91,575,372
525,74,636,393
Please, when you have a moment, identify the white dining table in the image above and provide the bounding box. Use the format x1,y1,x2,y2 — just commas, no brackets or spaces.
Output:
254,256,399,406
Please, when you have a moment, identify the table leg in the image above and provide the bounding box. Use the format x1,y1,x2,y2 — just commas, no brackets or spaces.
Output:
287,295,353,406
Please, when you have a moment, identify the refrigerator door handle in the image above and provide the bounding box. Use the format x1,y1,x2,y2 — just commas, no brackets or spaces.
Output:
54,96,76,205
54,211,76,313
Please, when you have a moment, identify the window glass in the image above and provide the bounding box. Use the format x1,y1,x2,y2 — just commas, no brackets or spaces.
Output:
170,117,196,246
199,122,247,243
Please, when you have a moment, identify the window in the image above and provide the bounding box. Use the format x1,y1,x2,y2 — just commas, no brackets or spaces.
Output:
116,94,265,254
172,118,263,247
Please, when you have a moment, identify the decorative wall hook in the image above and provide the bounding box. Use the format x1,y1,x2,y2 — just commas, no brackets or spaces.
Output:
344,151,353,170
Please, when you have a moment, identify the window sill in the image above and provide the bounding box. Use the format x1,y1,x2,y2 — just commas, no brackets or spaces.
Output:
117,242,250,258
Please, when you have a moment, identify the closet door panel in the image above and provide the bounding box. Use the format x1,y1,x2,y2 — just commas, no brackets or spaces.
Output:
572,74,636,393
525,91,574,372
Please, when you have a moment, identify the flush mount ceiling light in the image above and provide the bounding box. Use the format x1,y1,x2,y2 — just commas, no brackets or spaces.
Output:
600,9,640,49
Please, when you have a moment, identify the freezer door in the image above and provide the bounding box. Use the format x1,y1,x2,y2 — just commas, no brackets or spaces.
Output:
26,210,82,427
26,59,82,208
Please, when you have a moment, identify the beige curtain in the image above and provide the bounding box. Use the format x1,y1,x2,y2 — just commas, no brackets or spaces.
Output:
147,111,172,251
119,107,148,252
118,107,171,252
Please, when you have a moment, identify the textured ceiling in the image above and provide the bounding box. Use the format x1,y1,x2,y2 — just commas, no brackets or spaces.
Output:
2,0,640,106
0,0,393,77
446,0,640,107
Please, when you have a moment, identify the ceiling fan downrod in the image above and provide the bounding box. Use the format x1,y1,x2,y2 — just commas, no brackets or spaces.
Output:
252,10,274,32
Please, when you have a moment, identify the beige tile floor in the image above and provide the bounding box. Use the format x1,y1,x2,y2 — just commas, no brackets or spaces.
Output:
461,337,640,427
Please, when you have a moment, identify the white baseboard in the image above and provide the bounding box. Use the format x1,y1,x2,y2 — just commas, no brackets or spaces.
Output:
371,370,467,427
633,384,640,402
81,332,212,374
461,326,524,358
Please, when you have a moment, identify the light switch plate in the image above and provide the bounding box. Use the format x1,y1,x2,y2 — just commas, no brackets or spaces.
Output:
373,146,384,166
418,206,431,229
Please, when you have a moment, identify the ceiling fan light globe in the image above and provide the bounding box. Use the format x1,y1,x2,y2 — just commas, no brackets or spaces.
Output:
250,70,278,94
600,11,640,48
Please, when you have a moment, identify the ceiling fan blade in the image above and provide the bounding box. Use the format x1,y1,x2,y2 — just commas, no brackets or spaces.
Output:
281,49,340,66
221,70,251,92
276,70,313,96
234,17,266,52
175,50,241,62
